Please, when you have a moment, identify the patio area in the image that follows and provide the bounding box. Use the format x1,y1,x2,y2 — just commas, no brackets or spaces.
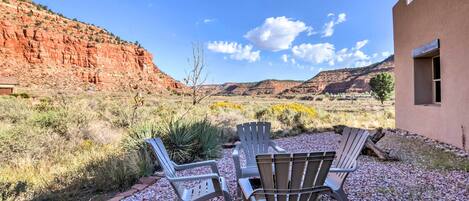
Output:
123,132,469,201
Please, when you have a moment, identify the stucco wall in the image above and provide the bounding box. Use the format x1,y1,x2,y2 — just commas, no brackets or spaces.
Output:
393,0,469,150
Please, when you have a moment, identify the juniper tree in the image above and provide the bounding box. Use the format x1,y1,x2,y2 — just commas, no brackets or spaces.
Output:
369,72,394,104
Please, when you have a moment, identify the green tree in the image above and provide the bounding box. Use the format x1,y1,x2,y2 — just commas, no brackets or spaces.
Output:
369,72,394,104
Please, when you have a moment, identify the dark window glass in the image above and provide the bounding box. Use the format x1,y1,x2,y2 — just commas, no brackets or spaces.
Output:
435,81,441,103
433,57,440,80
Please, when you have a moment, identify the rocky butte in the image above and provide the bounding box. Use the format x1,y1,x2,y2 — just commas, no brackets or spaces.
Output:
282,56,394,95
201,80,303,96
0,0,184,93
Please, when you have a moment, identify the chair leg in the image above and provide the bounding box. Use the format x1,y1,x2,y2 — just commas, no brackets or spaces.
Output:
223,190,232,201
331,188,349,201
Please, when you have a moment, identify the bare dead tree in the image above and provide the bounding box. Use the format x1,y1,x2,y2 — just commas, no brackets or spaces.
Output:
184,42,212,105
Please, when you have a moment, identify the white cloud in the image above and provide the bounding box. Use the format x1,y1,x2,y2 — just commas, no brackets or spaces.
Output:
291,39,375,67
291,58,296,65
203,18,216,24
355,60,372,67
322,21,336,38
281,54,289,63
337,13,347,23
291,43,336,65
353,50,370,60
382,51,391,57
207,41,260,62
244,16,309,51
355,40,368,50
322,13,347,37
306,26,317,36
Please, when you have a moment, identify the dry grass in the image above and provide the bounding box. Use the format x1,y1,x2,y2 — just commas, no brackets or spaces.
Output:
0,90,395,200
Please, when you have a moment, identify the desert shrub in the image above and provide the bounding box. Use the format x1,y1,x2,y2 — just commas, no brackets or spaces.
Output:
31,110,69,135
123,117,221,164
256,103,318,135
210,101,243,111
0,181,27,201
0,97,31,123
107,103,133,128
33,97,55,112
192,118,221,159
10,93,30,99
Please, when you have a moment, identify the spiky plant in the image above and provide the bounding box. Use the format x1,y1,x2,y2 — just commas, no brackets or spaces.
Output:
192,118,221,159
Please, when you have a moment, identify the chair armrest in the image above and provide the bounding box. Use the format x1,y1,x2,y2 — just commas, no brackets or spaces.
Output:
269,141,286,153
238,178,255,200
167,173,219,182
172,160,219,175
232,143,243,179
329,161,358,173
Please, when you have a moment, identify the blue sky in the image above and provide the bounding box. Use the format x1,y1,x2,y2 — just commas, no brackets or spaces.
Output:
35,0,397,84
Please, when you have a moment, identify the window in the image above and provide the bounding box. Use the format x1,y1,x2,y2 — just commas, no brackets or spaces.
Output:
433,56,441,103
413,39,441,105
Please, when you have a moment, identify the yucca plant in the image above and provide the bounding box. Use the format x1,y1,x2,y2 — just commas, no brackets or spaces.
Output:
192,118,221,159
162,117,197,163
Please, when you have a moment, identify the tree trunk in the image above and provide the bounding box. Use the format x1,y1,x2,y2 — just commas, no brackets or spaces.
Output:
333,125,398,161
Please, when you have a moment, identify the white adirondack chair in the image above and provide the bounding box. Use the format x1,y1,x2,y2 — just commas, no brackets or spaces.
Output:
238,152,336,201
326,127,369,201
232,122,285,180
146,138,232,201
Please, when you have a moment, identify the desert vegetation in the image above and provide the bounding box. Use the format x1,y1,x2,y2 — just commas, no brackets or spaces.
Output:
0,90,394,200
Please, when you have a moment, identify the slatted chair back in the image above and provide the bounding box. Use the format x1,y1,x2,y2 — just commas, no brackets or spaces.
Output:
331,127,369,183
237,122,272,167
254,152,335,201
146,138,183,197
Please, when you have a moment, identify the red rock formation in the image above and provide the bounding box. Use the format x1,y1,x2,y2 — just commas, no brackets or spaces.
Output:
201,80,303,96
243,80,302,95
0,0,184,93
282,56,394,95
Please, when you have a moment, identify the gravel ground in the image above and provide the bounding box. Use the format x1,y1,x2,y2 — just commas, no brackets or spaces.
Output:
123,133,469,201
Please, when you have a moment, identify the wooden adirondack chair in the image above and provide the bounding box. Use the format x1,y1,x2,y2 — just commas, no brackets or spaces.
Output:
238,152,336,201
326,127,369,201
146,138,232,201
232,122,285,180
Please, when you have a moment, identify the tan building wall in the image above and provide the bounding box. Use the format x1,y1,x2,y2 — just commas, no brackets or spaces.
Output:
393,0,469,150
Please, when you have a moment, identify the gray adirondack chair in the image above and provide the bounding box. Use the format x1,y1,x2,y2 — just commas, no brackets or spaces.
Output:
232,122,285,180
146,138,232,201
326,127,369,201
238,152,336,201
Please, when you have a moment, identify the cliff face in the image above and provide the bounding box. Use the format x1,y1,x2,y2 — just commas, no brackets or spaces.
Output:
282,56,394,95
243,80,302,95
201,80,303,96
0,0,184,93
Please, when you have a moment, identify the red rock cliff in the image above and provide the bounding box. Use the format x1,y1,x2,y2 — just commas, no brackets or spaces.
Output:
282,56,394,95
0,0,184,93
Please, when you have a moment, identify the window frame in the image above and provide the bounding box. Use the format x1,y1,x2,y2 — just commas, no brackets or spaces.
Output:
432,56,441,104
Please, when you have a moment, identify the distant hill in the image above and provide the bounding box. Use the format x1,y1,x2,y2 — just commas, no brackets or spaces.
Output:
281,56,394,95
204,56,394,97
0,0,184,93
202,79,303,96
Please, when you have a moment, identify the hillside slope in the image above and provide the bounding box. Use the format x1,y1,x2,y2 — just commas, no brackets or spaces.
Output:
0,0,184,93
202,80,303,96
282,56,394,95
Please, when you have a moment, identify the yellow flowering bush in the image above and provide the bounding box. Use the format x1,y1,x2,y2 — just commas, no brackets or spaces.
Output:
256,103,318,134
210,101,243,111
268,103,317,118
